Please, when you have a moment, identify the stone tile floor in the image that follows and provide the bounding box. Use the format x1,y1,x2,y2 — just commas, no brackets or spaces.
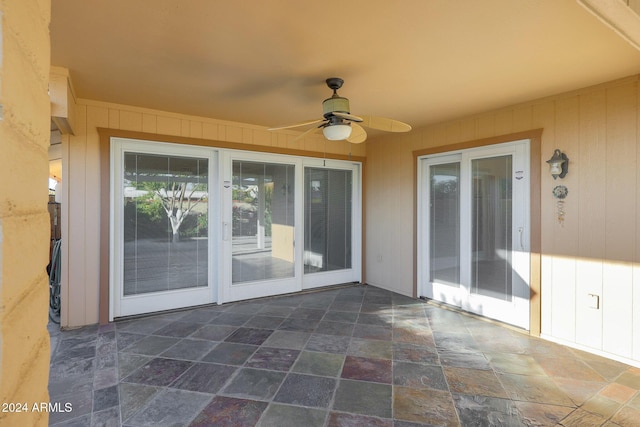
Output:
48,284,640,426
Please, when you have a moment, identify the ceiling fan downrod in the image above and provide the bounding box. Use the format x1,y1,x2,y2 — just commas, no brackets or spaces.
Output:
326,77,344,94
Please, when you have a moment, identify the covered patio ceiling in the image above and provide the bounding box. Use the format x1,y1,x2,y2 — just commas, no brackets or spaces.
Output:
51,0,640,133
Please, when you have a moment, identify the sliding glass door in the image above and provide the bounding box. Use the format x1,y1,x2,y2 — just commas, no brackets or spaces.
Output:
419,140,530,329
111,139,216,318
222,154,301,302
221,154,361,302
111,140,361,316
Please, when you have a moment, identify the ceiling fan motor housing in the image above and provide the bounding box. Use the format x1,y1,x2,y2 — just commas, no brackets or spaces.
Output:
323,96,350,117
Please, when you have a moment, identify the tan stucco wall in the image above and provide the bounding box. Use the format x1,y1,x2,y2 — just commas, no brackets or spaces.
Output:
366,75,640,365
0,0,52,425
61,99,365,327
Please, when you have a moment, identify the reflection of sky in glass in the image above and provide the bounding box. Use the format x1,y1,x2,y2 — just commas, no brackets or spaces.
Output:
237,177,273,184
432,174,453,183
122,154,209,205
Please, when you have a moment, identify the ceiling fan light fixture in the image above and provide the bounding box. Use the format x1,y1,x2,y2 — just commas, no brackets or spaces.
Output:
268,77,411,144
323,123,352,140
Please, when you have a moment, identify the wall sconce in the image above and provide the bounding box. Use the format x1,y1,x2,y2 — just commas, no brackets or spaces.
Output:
546,149,569,179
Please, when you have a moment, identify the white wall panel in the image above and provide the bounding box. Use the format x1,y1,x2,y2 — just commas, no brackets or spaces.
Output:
575,259,603,349
602,262,633,358
550,256,577,341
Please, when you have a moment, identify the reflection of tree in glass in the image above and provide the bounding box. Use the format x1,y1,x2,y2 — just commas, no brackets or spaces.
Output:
232,186,257,236
231,183,273,237
135,196,164,223
138,181,207,242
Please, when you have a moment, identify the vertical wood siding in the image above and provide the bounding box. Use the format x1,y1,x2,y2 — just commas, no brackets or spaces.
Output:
366,75,640,364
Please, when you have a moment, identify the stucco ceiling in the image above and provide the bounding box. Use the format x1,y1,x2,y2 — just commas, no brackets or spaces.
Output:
50,0,640,133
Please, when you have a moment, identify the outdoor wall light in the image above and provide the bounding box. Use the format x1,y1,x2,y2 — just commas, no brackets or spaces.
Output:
546,149,569,179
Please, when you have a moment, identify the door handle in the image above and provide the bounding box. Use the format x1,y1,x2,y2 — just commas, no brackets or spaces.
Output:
518,227,524,250
223,222,229,241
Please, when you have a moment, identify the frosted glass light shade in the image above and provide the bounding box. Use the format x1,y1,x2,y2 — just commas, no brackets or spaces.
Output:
322,124,352,140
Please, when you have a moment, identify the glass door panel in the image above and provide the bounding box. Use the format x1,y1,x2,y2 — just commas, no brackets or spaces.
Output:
422,156,462,305
232,161,295,283
463,144,529,328
304,168,352,274
429,162,460,287
470,155,512,301
302,162,361,290
123,153,209,295
222,154,301,303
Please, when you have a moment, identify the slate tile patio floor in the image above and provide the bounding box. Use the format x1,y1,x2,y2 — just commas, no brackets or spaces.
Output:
48,284,640,426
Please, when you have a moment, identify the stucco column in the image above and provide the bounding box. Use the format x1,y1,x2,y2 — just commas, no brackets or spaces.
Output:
0,0,52,426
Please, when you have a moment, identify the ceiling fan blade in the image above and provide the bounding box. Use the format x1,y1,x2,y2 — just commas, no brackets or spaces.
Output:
332,112,363,123
289,125,322,144
347,123,367,144
268,118,325,131
359,115,412,132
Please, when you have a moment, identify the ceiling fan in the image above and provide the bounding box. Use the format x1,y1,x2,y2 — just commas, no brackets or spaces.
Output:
268,77,411,144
